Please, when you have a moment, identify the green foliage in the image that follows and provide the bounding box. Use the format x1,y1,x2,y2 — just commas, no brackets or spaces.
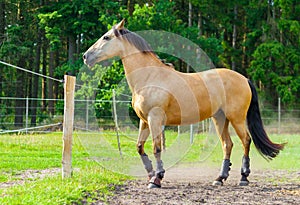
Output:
76,64,107,99
128,0,183,32
124,0,222,69
38,11,62,50
76,60,126,119
99,1,126,29
55,60,83,77
0,25,31,60
249,41,300,105
1,0,300,124
196,37,223,67
94,61,125,119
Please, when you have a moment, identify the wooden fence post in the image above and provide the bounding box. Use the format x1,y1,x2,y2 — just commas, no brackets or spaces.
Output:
62,75,76,178
112,89,122,157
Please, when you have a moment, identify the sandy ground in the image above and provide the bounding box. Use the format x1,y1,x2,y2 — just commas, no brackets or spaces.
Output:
97,164,300,205
1,165,299,204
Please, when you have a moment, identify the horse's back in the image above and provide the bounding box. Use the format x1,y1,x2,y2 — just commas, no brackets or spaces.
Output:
166,68,252,123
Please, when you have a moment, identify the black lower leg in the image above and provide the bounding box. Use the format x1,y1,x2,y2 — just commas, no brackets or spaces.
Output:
154,152,165,179
220,159,232,179
214,159,232,185
148,151,165,189
155,167,165,180
240,155,250,185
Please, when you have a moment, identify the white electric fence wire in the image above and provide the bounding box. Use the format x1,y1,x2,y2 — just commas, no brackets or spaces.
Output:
0,122,62,134
0,60,63,83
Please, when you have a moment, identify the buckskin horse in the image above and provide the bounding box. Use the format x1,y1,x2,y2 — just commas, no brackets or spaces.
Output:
83,20,285,188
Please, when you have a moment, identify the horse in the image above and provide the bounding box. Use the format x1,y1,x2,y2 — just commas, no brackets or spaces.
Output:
83,19,285,188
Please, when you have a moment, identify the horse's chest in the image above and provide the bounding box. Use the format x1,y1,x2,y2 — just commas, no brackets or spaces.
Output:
132,92,168,121
132,96,151,121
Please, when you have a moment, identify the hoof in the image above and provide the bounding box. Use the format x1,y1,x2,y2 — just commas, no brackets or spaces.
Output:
147,183,161,189
240,175,249,186
212,176,225,186
239,180,249,186
212,180,223,186
148,176,161,189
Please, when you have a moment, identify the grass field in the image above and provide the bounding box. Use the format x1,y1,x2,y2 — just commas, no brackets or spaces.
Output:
0,131,299,204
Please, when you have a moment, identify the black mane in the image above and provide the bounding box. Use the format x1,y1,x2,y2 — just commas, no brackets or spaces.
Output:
112,26,174,68
113,27,153,53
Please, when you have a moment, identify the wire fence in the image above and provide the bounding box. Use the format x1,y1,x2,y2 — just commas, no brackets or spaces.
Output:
0,96,299,135
0,60,299,135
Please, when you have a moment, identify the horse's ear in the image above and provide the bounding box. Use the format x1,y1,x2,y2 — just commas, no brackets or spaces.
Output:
116,19,125,30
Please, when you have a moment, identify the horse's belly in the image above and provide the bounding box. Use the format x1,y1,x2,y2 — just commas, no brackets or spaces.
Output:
164,100,212,125
132,82,213,125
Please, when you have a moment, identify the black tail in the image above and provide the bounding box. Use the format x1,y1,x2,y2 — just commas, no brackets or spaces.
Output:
247,80,285,160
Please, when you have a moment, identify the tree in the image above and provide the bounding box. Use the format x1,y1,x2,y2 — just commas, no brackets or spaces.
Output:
249,42,300,105
0,1,5,103
0,0,299,129
31,0,44,126
249,0,300,105
14,1,28,127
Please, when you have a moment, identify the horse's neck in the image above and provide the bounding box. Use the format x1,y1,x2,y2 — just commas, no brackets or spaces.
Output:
121,52,167,92
122,52,163,73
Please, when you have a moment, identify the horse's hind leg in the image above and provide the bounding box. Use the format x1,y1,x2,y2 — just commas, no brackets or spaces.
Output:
231,121,251,186
212,111,233,186
137,120,155,180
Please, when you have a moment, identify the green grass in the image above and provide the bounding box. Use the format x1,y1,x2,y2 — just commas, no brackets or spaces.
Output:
0,132,129,204
182,133,300,171
0,131,299,204
0,165,127,205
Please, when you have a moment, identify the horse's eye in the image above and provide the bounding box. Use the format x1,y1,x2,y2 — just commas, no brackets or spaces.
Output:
103,36,110,41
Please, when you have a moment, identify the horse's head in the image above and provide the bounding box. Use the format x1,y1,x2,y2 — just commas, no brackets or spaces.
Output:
83,19,153,67
83,19,126,67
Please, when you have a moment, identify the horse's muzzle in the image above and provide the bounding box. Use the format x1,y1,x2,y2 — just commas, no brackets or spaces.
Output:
82,52,94,67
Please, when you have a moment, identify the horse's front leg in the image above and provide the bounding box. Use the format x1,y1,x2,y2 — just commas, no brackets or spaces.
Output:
137,120,155,179
147,108,165,189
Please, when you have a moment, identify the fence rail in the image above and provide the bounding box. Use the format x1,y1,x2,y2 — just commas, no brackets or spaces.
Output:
0,96,299,134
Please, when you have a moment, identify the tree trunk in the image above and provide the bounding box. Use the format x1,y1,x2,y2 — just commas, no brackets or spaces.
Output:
127,0,135,16
41,34,47,112
0,1,5,44
48,51,54,115
14,1,25,127
15,71,24,127
0,1,6,104
198,10,203,36
77,33,81,56
31,27,41,126
231,5,237,71
68,35,76,65
187,1,192,73
0,1,5,104
188,1,192,27
54,50,60,101
242,14,247,73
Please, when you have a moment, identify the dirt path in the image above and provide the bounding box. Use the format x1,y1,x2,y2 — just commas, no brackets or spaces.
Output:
98,164,300,205
0,168,60,189
1,165,299,204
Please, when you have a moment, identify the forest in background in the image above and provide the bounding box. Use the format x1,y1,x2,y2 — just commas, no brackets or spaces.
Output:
0,0,299,127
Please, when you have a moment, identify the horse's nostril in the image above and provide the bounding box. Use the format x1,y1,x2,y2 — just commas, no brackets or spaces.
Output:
83,54,86,60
